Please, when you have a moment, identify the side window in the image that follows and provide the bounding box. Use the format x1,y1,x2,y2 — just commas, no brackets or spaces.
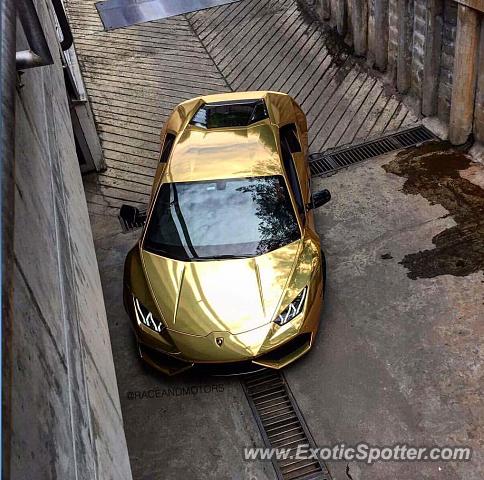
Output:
280,124,301,153
160,133,176,163
280,134,305,223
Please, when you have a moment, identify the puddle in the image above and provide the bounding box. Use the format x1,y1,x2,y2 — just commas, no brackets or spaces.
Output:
383,143,484,279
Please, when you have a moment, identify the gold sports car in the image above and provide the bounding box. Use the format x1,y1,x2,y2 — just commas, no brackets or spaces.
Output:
122,91,331,375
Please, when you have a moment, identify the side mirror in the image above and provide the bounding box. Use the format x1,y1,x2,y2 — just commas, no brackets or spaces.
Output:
309,189,331,210
119,204,147,233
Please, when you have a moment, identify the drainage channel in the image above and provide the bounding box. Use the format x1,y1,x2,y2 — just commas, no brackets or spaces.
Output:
309,125,436,177
242,370,330,480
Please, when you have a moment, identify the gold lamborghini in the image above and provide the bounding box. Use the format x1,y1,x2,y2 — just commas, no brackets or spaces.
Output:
122,91,331,375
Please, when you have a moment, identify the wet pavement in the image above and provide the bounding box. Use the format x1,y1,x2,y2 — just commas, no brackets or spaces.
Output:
383,144,484,279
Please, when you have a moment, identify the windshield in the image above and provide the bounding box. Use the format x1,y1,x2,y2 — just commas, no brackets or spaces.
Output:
143,176,300,260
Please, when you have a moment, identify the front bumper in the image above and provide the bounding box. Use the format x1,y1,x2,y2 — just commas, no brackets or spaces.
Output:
125,280,323,376
139,332,313,376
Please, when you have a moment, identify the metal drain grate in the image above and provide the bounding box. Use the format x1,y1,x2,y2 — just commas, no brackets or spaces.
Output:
242,370,330,480
309,125,436,176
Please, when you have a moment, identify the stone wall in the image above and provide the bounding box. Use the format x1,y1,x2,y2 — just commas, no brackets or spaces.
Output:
306,0,483,146
10,0,132,478
410,0,426,98
438,1,458,121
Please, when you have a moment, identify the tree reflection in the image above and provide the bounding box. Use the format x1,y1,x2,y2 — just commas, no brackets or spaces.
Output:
145,176,300,260
237,176,300,255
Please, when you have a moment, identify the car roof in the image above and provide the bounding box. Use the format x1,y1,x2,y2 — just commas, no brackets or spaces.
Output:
161,91,295,183
163,120,284,183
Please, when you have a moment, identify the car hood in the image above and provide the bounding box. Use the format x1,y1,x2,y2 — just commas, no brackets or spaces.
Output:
141,240,301,336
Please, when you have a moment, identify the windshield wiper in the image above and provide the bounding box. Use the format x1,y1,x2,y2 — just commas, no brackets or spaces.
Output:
194,254,253,261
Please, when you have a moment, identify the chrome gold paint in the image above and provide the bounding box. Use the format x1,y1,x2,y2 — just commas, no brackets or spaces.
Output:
163,123,282,183
140,240,301,336
123,91,325,375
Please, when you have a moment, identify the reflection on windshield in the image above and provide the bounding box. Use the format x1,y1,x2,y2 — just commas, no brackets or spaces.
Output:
144,176,300,260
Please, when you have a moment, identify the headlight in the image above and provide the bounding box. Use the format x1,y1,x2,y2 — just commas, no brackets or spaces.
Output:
133,296,165,333
274,287,307,326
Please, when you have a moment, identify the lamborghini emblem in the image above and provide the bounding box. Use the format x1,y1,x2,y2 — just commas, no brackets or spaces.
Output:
216,337,224,347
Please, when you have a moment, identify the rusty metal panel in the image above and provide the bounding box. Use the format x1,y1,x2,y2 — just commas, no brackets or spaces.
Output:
96,0,241,30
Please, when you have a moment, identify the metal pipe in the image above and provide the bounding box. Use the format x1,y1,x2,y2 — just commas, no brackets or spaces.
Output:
16,0,53,70
1,0,17,476
52,0,73,51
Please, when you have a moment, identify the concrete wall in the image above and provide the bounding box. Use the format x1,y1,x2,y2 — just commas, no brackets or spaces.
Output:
11,1,132,478
306,0,483,146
